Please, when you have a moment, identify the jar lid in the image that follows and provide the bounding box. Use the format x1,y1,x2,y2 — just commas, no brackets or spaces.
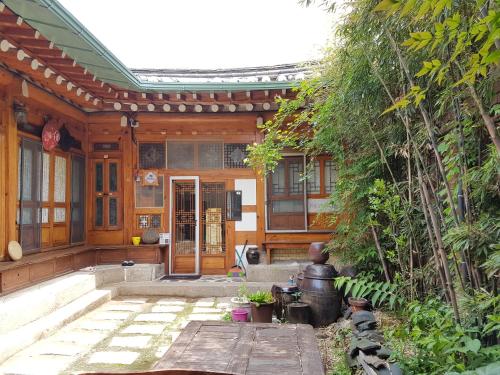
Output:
304,264,338,279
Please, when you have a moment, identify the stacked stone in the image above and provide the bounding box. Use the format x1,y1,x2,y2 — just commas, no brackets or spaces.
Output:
348,310,403,375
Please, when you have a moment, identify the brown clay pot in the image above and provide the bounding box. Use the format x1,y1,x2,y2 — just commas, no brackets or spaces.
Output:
308,242,329,264
348,297,370,312
250,301,275,323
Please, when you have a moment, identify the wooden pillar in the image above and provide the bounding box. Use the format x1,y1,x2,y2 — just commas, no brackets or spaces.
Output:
122,127,133,245
256,175,266,250
0,99,6,260
4,90,17,258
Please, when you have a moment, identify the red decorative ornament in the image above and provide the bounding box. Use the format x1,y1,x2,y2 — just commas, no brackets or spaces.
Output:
42,120,60,151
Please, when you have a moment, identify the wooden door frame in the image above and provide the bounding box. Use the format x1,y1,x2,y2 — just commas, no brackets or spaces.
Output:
169,176,200,275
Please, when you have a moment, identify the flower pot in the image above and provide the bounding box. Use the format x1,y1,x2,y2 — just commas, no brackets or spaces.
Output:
348,297,370,312
131,236,141,246
309,242,329,264
231,297,251,322
250,301,275,323
231,308,248,322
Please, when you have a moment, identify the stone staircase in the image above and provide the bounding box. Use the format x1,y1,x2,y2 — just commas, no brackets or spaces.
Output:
0,270,116,363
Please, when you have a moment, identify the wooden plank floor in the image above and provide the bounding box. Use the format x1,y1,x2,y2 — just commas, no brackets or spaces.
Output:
155,321,325,375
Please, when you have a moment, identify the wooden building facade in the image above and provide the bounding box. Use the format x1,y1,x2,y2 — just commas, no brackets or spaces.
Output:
0,0,333,290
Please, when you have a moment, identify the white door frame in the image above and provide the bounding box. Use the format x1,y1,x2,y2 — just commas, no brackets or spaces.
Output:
169,176,200,275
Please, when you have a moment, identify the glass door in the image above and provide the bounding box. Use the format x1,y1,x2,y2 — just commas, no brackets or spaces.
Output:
70,155,85,243
171,178,199,274
92,159,121,230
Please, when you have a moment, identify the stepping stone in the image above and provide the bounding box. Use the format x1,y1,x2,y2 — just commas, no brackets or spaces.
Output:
91,311,131,320
179,320,189,329
77,320,121,331
109,336,152,349
53,330,107,346
88,351,139,365
155,345,171,358
156,298,186,305
152,305,185,313
101,303,144,312
121,324,166,335
135,313,177,322
120,297,149,304
188,313,222,321
170,331,181,342
0,354,74,375
194,298,215,307
192,307,222,314
26,342,86,356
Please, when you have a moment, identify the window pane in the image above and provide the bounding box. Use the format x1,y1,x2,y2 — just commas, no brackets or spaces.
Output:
167,142,194,169
289,159,304,194
325,160,337,193
54,156,66,203
151,214,161,228
54,207,66,223
199,143,223,169
95,162,103,192
224,143,248,168
109,162,118,192
307,160,321,194
21,148,33,200
271,161,285,194
135,176,164,208
42,153,50,202
272,200,304,213
95,197,103,226
41,208,49,223
139,143,165,169
109,197,118,226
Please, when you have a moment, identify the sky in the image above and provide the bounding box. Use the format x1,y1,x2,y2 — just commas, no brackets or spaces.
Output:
57,0,335,69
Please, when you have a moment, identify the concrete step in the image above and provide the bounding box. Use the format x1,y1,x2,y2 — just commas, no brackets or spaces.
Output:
116,280,275,298
246,262,310,282
0,287,115,364
0,271,98,335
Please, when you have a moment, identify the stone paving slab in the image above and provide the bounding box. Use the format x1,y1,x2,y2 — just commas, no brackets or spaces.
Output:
194,298,215,307
151,305,185,313
134,313,177,322
192,307,222,313
118,297,149,304
121,324,166,335
88,351,140,365
51,330,108,346
90,311,131,320
76,320,122,331
0,354,75,375
109,335,152,349
156,298,187,305
24,341,87,356
188,313,223,321
100,303,144,312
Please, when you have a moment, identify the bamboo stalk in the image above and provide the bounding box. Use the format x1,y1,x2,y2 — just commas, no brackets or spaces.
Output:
370,225,392,283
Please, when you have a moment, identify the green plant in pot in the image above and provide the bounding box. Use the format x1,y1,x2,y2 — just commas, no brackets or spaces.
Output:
248,290,275,323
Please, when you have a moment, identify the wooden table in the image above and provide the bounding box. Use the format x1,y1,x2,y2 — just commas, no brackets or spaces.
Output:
155,321,325,375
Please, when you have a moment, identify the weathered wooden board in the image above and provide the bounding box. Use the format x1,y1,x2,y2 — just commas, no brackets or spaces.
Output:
155,321,325,375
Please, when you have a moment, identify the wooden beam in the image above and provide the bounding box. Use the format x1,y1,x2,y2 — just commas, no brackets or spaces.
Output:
3,92,17,254
1,27,36,38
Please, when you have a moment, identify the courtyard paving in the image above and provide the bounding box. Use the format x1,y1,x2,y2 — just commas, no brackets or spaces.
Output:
0,296,230,375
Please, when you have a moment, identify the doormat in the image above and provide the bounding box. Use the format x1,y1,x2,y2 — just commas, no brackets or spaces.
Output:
160,275,201,281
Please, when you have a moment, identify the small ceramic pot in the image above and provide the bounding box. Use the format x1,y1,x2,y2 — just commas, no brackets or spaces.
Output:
246,247,260,265
131,236,141,246
348,297,370,312
231,297,251,321
309,242,329,264
250,301,275,323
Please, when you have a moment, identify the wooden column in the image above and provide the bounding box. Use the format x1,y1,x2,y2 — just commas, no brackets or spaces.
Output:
0,99,6,260
122,127,133,245
4,90,17,258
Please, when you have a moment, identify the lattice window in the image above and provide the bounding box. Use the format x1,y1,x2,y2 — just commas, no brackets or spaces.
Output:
288,159,304,194
224,144,248,168
307,160,321,194
136,176,164,208
167,142,194,169
272,162,286,194
54,156,67,203
42,153,50,202
202,183,226,254
199,143,223,169
325,160,337,193
93,142,119,152
139,143,165,169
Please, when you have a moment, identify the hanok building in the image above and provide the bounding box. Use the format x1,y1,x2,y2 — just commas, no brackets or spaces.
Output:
0,0,334,293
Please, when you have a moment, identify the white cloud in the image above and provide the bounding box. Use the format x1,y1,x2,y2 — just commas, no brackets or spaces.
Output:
58,0,334,69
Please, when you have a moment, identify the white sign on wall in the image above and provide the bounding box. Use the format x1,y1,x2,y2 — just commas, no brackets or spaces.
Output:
235,179,256,205
159,233,170,245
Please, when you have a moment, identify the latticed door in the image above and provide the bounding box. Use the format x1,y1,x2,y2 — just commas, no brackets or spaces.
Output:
92,159,121,230
172,180,197,274
201,183,226,255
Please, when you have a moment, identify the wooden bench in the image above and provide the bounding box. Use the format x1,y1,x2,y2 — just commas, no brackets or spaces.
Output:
262,241,311,264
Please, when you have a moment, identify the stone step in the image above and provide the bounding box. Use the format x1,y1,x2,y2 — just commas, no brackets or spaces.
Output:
246,262,310,282
0,287,115,364
0,271,98,335
116,280,275,298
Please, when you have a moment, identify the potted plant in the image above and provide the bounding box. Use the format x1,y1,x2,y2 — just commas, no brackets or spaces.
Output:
249,290,275,323
231,284,251,321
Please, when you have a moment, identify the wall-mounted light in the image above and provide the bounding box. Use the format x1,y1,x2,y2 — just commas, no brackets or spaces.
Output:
256,116,264,126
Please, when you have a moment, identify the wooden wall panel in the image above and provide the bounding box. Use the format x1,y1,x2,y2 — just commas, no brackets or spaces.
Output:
235,232,257,245
201,256,225,274
55,255,73,275
29,260,55,283
1,267,30,293
174,256,196,274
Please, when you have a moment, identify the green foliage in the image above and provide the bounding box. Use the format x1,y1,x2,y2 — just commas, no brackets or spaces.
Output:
335,276,404,309
248,290,274,307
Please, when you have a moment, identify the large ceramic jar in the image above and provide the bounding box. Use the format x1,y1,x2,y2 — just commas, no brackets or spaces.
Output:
308,242,329,264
